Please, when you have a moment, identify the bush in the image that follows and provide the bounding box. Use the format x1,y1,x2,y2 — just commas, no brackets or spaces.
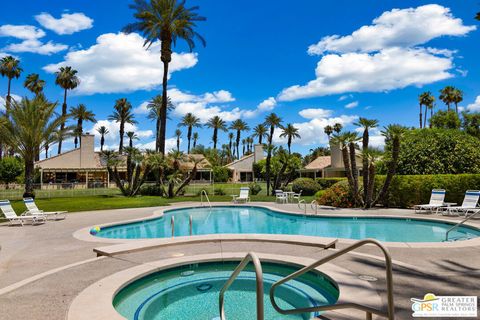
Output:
249,182,262,195
316,178,345,189
214,188,226,196
139,184,163,196
0,157,23,186
291,178,321,196
316,181,355,208
213,166,230,182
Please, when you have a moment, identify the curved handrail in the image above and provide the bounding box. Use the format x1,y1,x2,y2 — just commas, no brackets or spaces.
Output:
445,209,480,241
219,252,264,320
311,200,318,214
189,214,193,236
200,189,212,208
170,216,174,238
297,199,307,214
269,238,394,319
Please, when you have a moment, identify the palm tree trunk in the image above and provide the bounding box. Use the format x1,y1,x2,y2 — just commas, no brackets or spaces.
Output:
187,127,192,153
23,158,35,198
155,116,161,152
78,119,83,146
362,130,369,205
423,105,427,129
213,128,218,149
119,122,124,152
45,145,49,158
365,163,376,208
266,127,274,196
58,88,68,154
455,102,458,114
236,131,241,160
259,136,262,144
341,146,355,192
349,142,362,206
100,136,104,151
419,103,422,128
288,137,292,154
373,137,400,206
6,78,12,116
177,137,180,151
158,39,172,155
430,108,433,128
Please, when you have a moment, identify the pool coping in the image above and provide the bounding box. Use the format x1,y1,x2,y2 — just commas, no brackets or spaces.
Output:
72,202,480,249
67,252,385,320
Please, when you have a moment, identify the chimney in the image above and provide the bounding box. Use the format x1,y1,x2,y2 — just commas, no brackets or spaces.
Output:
253,144,265,163
329,140,343,168
80,134,95,168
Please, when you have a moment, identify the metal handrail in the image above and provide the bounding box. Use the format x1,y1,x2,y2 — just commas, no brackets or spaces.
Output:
189,214,193,236
311,200,318,215
200,189,212,208
297,199,307,214
170,216,174,238
445,209,480,241
269,239,395,320
219,252,264,320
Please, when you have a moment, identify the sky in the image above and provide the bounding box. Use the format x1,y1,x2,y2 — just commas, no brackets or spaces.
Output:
0,0,479,156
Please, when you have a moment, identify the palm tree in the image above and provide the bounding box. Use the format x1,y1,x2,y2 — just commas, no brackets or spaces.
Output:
126,131,138,148
0,96,66,197
439,86,455,112
174,129,182,151
55,66,80,154
451,88,463,115
280,123,300,154
70,104,96,146
96,126,109,151
229,119,249,160
24,73,45,96
418,92,435,128
178,112,201,153
252,124,267,144
246,136,254,153
192,132,199,149
354,117,378,203
0,56,22,115
331,132,355,200
242,138,246,155
228,132,234,159
73,127,82,148
264,113,282,195
108,98,137,152
147,94,173,152
333,123,343,134
206,116,227,149
476,12,480,20
324,125,333,140
124,0,206,154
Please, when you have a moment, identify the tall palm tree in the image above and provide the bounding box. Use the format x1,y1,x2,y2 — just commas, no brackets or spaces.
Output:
439,86,455,112
280,123,300,154
246,136,254,153
228,132,234,159
96,126,109,151
124,0,206,154
24,73,45,96
0,96,66,197
192,132,199,149
354,117,378,203
229,119,249,160
333,123,343,134
264,113,282,195
206,116,227,149
73,127,82,148
70,104,96,146
418,92,435,128
174,129,182,151
147,94,173,152
451,88,463,115
331,132,356,200
178,112,201,153
242,138,246,155
55,66,80,154
0,56,22,115
252,124,267,144
324,125,333,140
126,131,139,148
108,98,137,152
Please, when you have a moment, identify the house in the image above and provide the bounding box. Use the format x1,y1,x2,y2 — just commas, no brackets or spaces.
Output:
299,156,331,179
225,145,265,182
179,154,213,182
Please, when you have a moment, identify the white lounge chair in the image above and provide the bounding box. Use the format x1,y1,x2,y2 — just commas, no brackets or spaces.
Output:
442,190,480,216
292,190,302,203
232,187,250,203
22,198,67,220
0,200,45,226
275,190,287,204
414,189,446,214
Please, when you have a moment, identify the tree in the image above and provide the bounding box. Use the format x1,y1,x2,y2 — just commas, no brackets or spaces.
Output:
192,132,199,148
174,129,182,151
126,131,138,148
264,113,282,195
206,116,227,150
229,119,249,160
0,56,22,115
24,73,45,96
0,157,23,188
354,117,378,203
70,104,96,146
333,123,343,134
418,91,435,128
252,124,267,144
451,88,463,115
280,123,300,154
55,66,80,154
331,132,360,205
324,125,333,140
439,86,455,112
108,98,136,152
147,94,173,152
179,113,201,153
430,110,461,129
96,126,109,151
0,96,67,197
124,0,206,154
462,111,480,138
476,12,480,20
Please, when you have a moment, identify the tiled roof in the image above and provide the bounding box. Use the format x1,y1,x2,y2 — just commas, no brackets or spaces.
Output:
304,156,331,170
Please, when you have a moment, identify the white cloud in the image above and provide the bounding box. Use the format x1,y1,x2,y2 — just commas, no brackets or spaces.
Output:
257,97,276,112
136,138,178,152
467,96,480,112
35,12,93,35
0,25,45,40
173,101,243,122
298,108,333,119
278,47,453,101
4,39,68,55
345,101,359,109
89,120,153,149
43,32,198,95
0,94,22,110
307,4,475,55
133,101,150,115
338,94,353,101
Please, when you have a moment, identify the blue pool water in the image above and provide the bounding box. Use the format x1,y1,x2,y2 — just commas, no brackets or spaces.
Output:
95,206,480,242
113,261,339,320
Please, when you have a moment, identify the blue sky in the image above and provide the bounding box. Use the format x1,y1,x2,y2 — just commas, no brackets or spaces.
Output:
0,0,479,155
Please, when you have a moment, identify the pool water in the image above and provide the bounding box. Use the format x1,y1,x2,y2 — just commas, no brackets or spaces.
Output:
96,206,480,242
113,262,339,320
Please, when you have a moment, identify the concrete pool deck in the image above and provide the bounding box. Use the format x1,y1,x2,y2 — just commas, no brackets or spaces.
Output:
0,201,479,319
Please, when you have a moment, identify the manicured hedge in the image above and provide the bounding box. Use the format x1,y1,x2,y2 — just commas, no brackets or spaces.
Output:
292,178,321,196
139,184,163,196
316,177,346,189
316,180,355,208
213,166,231,182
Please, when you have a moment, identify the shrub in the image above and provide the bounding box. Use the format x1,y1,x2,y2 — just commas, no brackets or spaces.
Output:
316,180,355,208
214,188,226,196
249,182,262,195
139,184,163,196
316,178,345,189
213,166,230,182
0,157,23,186
291,178,321,196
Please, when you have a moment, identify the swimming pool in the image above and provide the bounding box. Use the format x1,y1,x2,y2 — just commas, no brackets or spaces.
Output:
95,206,480,242
113,261,339,320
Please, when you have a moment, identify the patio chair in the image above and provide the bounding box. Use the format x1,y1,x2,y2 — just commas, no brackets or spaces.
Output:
442,190,480,216
232,187,250,203
414,189,446,214
275,190,287,204
0,200,45,226
292,190,302,203
22,198,67,220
